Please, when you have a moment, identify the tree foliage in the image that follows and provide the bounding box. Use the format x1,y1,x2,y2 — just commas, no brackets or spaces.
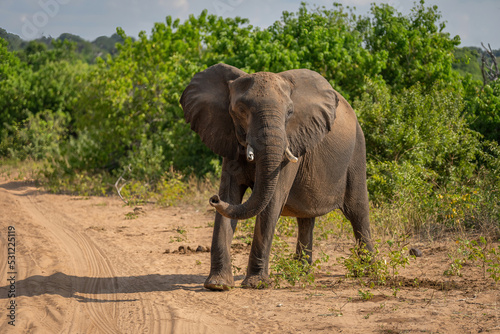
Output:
363,0,460,90
356,80,480,201
464,79,500,143
0,1,498,230
453,47,483,81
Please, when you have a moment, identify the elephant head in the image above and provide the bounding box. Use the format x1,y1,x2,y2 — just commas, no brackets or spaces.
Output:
180,64,338,220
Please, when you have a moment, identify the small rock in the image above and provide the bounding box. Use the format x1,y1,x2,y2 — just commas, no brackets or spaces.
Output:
178,245,186,254
196,245,205,252
276,303,283,307
187,246,193,252
409,247,423,257
205,246,211,252
164,249,170,254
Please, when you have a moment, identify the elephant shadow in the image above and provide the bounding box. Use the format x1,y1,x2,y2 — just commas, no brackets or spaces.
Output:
0,272,228,303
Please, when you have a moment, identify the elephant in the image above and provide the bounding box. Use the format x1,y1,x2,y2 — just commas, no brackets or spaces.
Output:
180,63,373,290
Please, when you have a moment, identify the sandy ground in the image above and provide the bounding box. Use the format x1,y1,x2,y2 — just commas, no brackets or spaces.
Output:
0,177,499,334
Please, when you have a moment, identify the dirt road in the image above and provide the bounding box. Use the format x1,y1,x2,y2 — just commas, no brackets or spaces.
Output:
0,178,499,333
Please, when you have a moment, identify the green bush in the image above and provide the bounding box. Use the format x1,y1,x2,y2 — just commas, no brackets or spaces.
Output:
338,235,413,286
0,38,88,159
59,18,217,179
464,79,500,143
0,38,31,142
354,79,499,236
356,80,480,186
2,110,69,161
270,235,329,289
0,1,498,239
118,170,188,206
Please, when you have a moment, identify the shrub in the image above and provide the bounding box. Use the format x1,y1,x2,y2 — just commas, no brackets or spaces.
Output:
356,80,481,188
337,235,414,286
464,79,500,143
269,235,329,289
355,79,493,235
0,39,88,158
2,109,69,161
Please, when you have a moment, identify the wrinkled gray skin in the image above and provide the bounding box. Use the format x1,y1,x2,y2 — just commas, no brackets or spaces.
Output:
180,64,373,290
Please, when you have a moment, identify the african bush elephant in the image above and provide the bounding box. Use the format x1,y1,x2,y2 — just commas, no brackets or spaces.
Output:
180,64,373,290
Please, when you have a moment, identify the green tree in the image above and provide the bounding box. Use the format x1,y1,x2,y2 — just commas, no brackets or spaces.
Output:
464,79,500,143
363,0,460,91
205,3,386,100
92,33,125,56
0,38,32,146
0,37,88,158
453,47,482,81
65,14,217,179
0,28,25,51
356,80,481,201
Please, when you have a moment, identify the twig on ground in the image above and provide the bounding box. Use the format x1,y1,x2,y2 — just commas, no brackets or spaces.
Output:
424,290,436,307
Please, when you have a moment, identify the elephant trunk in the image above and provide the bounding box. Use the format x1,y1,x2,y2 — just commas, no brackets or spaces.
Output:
210,133,285,220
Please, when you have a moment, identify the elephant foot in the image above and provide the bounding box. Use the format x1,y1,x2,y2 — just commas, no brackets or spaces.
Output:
204,274,234,291
241,275,271,289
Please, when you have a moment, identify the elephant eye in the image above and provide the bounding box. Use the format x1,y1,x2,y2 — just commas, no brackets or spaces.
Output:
234,102,248,115
286,108,293,120
230,104,244,118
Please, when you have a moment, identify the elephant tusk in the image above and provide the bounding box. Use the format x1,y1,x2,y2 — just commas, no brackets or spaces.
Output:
285,147,298,163
246,145,255,162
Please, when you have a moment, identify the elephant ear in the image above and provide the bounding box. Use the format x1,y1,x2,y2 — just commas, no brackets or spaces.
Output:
180,64,247,160
279,69,338,157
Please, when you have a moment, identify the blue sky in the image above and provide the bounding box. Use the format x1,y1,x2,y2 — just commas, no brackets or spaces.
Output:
1,0,499,47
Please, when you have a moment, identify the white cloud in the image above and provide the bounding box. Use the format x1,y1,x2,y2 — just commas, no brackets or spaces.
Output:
172,0,189,10
0,0,499,46
341,0,375,5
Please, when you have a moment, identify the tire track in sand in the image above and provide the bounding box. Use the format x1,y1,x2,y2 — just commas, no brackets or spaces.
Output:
0,182,174,333
13,185,122,333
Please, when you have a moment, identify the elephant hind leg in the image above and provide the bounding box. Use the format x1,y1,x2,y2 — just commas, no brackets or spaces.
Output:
341,158,373,251
296,217,315,265
341,202,373,252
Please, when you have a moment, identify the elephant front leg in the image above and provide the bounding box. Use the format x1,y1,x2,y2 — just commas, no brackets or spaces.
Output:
296,217,315,265
241,194,287,289
205,182,247,291
204,213,238,290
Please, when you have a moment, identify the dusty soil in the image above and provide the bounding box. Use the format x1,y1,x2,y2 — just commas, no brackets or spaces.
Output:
0,177,499,333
